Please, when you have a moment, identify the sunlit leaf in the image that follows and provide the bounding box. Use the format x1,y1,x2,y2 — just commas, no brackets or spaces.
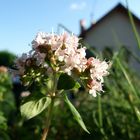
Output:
20,96,51,120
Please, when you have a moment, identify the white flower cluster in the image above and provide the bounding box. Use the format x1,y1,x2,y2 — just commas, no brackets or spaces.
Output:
16,32,110,97
32,32,87,75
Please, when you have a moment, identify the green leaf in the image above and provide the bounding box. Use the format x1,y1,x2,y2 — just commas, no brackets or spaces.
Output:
0,131,10,140
57,73,80,90
20,96,51,120
0,111,7,131
64,94,90,134
74,82,81,89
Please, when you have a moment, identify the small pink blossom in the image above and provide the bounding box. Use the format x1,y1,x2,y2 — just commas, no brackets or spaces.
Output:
87,79,103,97
87,57,109,81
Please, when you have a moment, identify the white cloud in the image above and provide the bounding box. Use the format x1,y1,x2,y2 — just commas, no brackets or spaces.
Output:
70,1,87,11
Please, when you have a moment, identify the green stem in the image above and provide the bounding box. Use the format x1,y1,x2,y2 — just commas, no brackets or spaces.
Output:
125,0,140,50
41,97,54,140
116,58,139,99
98,96,108,140
98,95,102,127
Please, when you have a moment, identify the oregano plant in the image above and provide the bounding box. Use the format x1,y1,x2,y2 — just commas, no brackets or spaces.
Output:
16,32,110,140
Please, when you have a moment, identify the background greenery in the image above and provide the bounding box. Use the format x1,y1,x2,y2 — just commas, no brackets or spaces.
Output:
0,44,140,140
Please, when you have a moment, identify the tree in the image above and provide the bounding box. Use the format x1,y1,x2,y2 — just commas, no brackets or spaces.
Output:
0,51,16,67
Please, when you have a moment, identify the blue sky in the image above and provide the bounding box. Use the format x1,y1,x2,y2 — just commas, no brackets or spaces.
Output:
0,0,140,55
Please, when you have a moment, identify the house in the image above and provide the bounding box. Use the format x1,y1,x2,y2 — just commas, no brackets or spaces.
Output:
79,3,140,71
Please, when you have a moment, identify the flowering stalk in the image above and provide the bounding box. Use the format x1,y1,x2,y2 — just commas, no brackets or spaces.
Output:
41,96,54,140
41,71,58,140
16,32,110,137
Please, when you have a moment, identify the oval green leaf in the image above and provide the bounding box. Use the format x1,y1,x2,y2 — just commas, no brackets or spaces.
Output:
20,96,51,120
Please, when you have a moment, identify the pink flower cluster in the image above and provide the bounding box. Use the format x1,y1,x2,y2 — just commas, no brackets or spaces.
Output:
86,57,109,97
32,32,87,75
16,32,110,97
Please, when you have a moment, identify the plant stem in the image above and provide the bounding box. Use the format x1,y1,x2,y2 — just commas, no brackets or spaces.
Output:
41,97,54,140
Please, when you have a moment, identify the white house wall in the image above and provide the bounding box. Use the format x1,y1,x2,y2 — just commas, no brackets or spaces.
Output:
84,11,140,53
84,11,140,72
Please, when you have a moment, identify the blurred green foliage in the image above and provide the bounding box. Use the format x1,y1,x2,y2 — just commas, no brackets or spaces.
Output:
0,51,16,67
0,72,16,139
1,47,140,140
